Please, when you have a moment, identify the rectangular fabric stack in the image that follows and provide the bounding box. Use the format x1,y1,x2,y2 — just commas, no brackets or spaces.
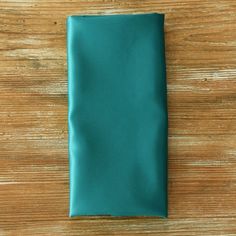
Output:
67,13,168,217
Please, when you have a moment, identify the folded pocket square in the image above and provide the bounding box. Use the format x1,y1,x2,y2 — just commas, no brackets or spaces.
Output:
67,13,168,217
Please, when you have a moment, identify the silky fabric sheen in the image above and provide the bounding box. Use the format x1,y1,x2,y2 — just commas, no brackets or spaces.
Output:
67,13,168,217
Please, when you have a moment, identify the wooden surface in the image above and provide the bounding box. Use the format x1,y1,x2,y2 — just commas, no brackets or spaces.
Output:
0,0,236,235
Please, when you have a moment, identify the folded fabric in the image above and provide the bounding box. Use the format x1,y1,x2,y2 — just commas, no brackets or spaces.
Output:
67,13,168,217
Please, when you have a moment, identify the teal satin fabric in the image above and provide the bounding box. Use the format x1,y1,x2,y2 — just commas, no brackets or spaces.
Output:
67,13,168,217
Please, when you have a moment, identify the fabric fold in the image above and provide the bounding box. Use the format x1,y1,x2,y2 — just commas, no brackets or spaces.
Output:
67,13,168,217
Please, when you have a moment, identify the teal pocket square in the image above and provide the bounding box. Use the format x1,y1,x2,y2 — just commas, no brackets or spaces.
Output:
67,13,168,217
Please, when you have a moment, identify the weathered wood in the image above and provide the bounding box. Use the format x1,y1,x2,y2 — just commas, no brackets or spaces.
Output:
0,0,236,235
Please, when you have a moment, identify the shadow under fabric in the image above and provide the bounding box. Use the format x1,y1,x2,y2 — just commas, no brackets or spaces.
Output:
67,13,168,217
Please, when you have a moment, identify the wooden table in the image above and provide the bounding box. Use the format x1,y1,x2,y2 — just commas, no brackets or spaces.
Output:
1,1,236,235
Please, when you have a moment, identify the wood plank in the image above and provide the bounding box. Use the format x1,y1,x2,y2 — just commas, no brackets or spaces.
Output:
0,0,236,235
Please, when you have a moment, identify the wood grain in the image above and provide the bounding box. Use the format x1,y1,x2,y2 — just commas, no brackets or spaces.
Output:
0,0,236,235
